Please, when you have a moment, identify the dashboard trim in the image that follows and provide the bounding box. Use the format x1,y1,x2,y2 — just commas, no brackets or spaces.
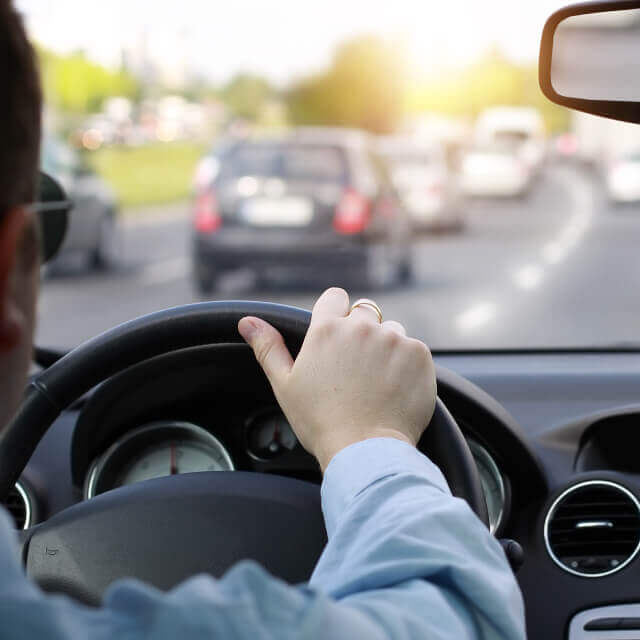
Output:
467,439,506,535
14,480,33,530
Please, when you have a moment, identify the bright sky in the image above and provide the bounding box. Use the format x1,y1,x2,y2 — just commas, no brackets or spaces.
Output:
15,0,565,84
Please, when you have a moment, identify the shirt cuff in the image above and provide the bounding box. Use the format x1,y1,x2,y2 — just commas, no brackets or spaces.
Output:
320,437,450,536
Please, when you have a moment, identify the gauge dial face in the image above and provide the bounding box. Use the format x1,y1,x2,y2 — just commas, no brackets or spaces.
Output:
85,421,234,498
246,411,297,459
118,440,232,486
467,439,506,535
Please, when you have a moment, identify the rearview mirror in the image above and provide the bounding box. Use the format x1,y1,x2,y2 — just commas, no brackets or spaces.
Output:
540,1,640,123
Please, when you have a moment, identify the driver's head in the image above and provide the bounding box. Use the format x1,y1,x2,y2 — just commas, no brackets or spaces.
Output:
0,0,42,429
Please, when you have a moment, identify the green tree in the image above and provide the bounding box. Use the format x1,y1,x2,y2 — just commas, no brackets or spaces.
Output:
221,73,274,121
405,48,569,133
287,36,407,134
37,47,140,115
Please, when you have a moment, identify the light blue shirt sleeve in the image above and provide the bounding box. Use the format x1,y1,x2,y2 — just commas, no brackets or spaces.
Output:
0,438,526,639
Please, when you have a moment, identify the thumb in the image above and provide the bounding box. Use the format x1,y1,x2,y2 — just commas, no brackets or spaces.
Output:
238,316,294,389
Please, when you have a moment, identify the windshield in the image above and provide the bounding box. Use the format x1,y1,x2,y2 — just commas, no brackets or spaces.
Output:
18,0,637,351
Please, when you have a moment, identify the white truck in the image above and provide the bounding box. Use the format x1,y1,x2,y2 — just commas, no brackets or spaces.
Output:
571,112,640,202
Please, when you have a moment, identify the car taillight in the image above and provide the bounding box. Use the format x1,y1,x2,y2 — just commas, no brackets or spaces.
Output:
194,189,222,233
333,188,371,234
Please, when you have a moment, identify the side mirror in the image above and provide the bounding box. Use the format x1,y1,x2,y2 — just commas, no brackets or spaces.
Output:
74,161,94,178
540,1,640,123
35,172,71,262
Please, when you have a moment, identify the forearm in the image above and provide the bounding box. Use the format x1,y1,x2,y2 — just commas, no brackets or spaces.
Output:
310,438,526,639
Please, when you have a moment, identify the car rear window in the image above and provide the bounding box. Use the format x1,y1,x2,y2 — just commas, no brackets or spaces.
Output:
382,151,436,166
220,144,347,183
472,140,521,155
493,130,531,144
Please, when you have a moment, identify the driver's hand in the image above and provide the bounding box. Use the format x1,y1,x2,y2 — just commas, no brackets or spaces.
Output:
238,287,436,471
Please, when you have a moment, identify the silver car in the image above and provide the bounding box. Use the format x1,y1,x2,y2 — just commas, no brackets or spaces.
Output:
41,136,119,270
377,135,464,232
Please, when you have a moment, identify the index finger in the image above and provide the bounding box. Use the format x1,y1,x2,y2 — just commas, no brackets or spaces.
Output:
310,287,350,326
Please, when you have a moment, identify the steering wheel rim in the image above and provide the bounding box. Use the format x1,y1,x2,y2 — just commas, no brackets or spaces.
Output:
0,301,488,599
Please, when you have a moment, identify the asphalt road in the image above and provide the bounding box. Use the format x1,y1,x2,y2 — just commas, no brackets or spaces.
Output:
36,161,640,351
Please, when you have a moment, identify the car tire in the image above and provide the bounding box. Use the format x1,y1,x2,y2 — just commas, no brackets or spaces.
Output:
194,263,217,296
441,213,465,234
92,214,119,271
357,245,397,291
397,255,414,285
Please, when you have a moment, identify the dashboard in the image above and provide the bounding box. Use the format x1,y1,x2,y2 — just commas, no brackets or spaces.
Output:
66,345,543,538
82,417,506,533
8,346,640,639
82,415,508,533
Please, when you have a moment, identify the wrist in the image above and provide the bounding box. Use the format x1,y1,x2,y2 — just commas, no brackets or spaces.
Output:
316,429,416,472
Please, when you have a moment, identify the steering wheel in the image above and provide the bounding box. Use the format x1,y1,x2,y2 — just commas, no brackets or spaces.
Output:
0,302,488,604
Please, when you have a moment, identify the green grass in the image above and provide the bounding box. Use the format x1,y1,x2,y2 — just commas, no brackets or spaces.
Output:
88,142,207,210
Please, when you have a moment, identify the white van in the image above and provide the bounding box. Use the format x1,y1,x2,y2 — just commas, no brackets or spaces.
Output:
474,106,546,174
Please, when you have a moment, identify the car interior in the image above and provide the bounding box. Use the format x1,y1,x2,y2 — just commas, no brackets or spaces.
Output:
6,1,640,639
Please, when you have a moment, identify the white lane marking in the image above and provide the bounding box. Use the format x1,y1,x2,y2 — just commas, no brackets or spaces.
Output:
455,166,596,334
455,302,497,332
541,168,594,266
541,241,567,265
138,257,190,285
513,264,544,290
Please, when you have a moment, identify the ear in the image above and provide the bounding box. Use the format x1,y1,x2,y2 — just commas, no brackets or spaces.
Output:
0,206,28,352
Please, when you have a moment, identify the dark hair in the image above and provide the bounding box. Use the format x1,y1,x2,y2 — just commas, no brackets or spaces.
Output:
0,0,41,216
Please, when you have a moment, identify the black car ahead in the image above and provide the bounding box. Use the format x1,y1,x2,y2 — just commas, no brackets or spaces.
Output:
191,128,413,294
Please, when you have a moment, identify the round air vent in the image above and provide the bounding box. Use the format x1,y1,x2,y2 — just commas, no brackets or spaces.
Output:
2,482,32,530
544,480,640,577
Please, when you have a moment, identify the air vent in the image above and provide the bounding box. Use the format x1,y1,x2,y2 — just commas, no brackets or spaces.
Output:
2,482,32,530
545,480,640,577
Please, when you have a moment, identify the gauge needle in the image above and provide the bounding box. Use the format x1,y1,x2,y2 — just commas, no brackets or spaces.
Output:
170,444,178,475
270,419,281,452
273,420,281,445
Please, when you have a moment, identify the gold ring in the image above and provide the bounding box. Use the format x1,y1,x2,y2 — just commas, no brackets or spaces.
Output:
349,299,383,324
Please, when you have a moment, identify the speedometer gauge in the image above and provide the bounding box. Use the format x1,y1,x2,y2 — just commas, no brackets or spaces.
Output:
467,439,507,535
85,421,234,498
